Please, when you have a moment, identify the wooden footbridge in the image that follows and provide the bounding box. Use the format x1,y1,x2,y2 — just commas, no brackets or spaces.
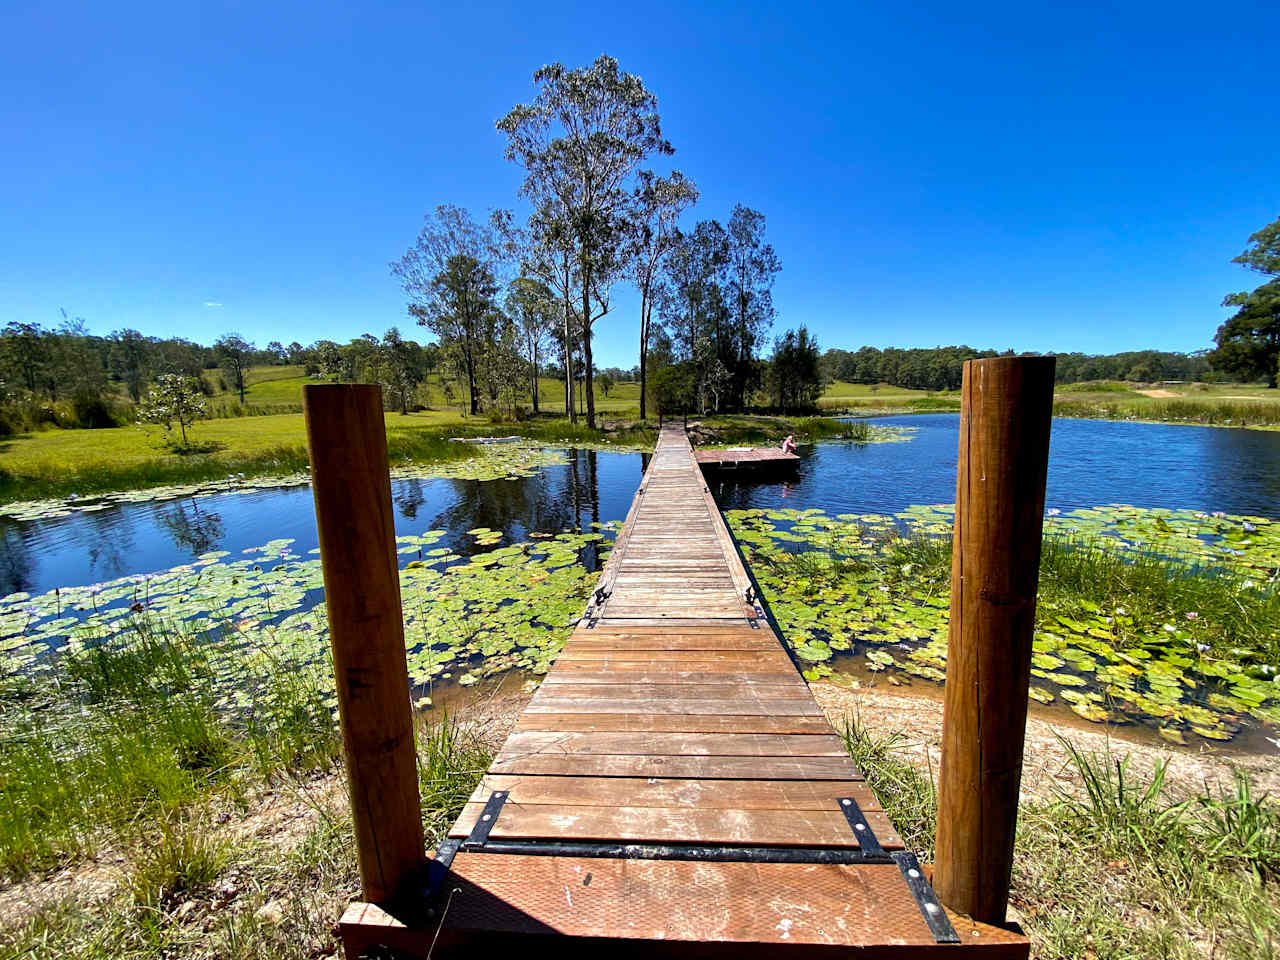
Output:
303,359,1054,958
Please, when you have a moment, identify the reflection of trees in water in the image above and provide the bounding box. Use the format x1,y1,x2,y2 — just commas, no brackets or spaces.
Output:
395,479,427,520
1200,427,1280,513
158,500,226,555
0,522,34,595
423,450,611,569
82,509,139,580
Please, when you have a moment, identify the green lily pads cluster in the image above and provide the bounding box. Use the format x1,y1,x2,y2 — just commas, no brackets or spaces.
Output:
726,504,1280,744
0,443,571,522
0,522,614,717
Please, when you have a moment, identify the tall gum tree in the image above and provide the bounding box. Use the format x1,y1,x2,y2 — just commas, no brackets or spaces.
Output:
726,205,780,408
629,171,697,420
1211,215,1280,387
392,205,504,415
494,204,582,421
498,54,672,428
505,277,557,414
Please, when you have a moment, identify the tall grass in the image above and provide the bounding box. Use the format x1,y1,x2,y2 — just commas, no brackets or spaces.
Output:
0,625,340,879
843,716,1280,958
1053,395,1280,427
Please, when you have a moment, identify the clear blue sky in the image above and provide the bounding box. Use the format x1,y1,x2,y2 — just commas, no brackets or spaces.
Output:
3,0,1277,368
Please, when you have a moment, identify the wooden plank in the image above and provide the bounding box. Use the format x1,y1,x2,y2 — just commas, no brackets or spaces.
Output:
489,754,861,780
497,732,848,759
542,671,802,685
514,713,836,735
528,682,814,699
449,803,885,848
466,776,880,809
523,698,824,716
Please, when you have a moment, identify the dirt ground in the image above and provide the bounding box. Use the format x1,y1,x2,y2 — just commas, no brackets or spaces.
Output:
1135,388,1181,398
809,681,1280,802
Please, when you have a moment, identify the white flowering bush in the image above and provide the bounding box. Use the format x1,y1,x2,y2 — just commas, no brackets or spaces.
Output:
137,374,208,448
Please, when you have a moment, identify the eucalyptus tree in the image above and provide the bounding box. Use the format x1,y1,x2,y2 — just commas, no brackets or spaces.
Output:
392,205,505,415
493,205,581,420
726,205,780,407
505,276,558,413
498,54,673,428
661,220,730,405
375,327,425,415
214,333,253,404
1211,215,1280,387
629,170,697,419
109,328,152,401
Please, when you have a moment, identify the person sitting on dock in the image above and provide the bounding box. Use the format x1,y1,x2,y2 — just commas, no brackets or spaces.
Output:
781,434,797,455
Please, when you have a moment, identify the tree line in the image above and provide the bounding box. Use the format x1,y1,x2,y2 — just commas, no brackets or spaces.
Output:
820,345,1214,392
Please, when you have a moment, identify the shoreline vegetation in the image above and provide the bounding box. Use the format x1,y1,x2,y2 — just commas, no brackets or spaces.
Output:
1,439,1277,956
0,370,1275,506
1,669,1276,959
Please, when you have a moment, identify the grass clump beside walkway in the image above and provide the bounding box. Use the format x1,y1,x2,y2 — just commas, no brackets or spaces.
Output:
0,614,495,959
842,717,1280,959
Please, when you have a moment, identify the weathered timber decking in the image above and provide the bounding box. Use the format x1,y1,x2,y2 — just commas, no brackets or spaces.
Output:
340,424,1028,957
693,445,801,470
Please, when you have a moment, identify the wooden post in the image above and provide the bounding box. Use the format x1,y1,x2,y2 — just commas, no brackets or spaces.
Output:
303,384,424,904
934,356,1055,925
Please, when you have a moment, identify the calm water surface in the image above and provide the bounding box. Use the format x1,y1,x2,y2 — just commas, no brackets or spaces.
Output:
4,416,1280,597
714,415,1280,517
0,450,647,596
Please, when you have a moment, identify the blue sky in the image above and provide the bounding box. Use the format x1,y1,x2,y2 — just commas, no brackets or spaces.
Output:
2,0,1277,368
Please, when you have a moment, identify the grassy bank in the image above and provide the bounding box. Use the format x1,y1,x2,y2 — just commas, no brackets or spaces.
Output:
2,638,1274,959
843,718,1279,958
0,411,657,505
822,379,1280,427
0,406,865,506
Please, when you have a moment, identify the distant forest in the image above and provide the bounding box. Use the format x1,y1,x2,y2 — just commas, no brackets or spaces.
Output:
0,315,1224,435
819,345,1212,392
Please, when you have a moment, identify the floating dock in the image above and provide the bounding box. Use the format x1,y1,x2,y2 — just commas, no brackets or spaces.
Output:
693,445,800,471
339,424,1028,957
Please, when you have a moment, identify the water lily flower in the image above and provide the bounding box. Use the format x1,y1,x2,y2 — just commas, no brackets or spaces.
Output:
23,604,38,617
1185,612,1199,620
1212,511,1226,518
1243,521,1257,533
1115,606,1126,615
1046,508,1061,517
1196,643,1210,653
1163,624,1177,633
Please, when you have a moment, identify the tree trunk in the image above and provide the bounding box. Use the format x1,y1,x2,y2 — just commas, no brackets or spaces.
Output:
639,287,649,421
582,263,596,429
531,342,540,414
464,344,479,416
563,253,576,424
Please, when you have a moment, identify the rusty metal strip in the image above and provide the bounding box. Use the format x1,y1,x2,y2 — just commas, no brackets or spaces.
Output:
837,796,886,857
892,851,960,944
451,838,894,865
424,836,462,901
461,791,508,850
